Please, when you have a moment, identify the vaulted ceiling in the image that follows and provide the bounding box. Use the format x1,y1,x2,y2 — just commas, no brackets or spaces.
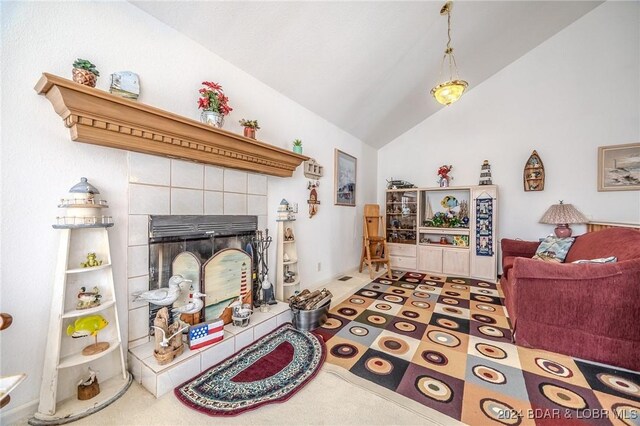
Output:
131,1,602,148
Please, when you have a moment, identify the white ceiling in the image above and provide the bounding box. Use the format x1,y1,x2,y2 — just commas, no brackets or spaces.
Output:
131,1,602,148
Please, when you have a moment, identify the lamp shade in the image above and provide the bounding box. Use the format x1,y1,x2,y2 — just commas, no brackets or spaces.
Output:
431,80,468,106
540,202,588,225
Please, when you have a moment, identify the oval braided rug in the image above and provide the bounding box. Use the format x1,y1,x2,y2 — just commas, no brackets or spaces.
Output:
174,323,326,416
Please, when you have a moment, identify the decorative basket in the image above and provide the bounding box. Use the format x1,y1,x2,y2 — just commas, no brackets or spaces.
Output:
72,68,97,87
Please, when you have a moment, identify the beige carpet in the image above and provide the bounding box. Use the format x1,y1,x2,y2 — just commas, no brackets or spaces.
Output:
17,270,436,425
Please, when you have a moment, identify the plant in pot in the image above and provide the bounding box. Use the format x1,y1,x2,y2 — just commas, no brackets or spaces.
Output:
72,59,100,87
292,139,303,154
198,81,232,128
239,119,260,139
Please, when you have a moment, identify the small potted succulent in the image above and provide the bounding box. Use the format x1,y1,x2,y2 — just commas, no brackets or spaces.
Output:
292,139,303,154
72,59,100,87
239,119,260,139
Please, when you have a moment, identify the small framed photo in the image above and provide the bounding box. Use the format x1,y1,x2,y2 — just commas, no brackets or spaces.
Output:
598,143,640,191
334,149,357,206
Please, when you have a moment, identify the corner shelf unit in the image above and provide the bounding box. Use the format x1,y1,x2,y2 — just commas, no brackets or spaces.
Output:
276,220,300,302
385,185,498,281
30,227,131,425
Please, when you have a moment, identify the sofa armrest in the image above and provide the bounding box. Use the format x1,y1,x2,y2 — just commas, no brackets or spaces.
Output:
500,238,539,262
511,257,640,341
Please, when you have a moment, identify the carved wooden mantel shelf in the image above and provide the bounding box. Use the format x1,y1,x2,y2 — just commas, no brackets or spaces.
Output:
34,73,308,177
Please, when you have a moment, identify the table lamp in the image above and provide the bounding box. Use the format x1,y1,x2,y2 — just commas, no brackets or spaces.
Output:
540,200,588,238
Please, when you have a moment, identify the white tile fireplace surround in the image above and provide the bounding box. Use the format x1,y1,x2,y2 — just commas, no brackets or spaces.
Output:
126,152,268,348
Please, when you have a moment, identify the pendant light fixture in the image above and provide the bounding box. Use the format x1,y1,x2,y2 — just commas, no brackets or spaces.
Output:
431,1,468,106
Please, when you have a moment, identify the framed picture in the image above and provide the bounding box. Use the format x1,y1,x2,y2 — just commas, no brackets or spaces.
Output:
598,143,640,191
334,149,357,206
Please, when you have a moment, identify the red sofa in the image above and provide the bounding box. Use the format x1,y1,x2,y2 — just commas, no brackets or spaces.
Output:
500,227,640,372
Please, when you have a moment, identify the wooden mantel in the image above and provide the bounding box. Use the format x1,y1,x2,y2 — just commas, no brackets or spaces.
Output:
34,73,308,177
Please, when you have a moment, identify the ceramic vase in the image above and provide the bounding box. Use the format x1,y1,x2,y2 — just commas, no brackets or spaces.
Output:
293,145,303,154
200,110,224,128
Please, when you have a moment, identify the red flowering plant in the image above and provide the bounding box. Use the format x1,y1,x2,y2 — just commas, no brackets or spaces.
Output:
197,81,232,115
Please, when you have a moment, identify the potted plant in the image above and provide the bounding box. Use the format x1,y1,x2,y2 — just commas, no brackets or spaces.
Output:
292,139,303,154
198,81,232,128
72,59,100,87
239,119,260,139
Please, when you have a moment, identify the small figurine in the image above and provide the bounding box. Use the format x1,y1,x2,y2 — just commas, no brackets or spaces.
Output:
171,291,206,317
77,286,102,310
132,274,191,306
152,307,185,364
80,252,103,268
66,314,110,355
437,165,453,188
77,367,100,401
284,228,295,241
479,160,492,185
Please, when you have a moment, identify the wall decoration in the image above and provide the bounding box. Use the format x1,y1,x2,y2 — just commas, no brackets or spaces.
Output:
203,248,252,325
479,160,492,185
523,150,545,191
334,149,357,206
109,71,140,100
188,318,224,350
307,180,320,218
597,142,640,191
476,196,494,256
198,81,232,128
304,158,324,179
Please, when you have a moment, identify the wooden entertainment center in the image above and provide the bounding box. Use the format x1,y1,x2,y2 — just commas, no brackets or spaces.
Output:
386,185,498,281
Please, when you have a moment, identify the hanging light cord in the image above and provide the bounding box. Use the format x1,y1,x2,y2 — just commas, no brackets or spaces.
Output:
439,6,461,82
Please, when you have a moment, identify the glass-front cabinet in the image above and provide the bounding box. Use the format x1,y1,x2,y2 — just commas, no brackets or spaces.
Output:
385,189,417,244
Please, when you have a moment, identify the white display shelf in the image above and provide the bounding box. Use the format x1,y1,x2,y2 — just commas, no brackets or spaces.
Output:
66,263,111,274
58,339,121,369
128,302,293,398
283,278,301,287
62,300,115,319
283,259,298,265
30,373,131,425
419,227,470,235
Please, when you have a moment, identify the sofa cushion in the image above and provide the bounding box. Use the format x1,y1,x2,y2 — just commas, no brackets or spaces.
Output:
532,236,575,263
565,228,640,263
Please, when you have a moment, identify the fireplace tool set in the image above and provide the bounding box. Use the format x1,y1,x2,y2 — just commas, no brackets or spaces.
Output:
252,229,276,310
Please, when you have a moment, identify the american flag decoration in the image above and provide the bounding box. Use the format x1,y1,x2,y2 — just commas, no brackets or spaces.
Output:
188,318,224,350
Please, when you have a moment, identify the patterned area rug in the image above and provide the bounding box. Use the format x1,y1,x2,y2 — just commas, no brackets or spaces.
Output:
319,271,640,425
175,323,325,416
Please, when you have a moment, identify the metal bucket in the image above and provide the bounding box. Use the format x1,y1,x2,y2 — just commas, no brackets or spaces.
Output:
291,300,331,332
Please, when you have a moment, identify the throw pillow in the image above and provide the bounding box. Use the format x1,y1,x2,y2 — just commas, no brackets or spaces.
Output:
571,256,618,264
532,236,575,263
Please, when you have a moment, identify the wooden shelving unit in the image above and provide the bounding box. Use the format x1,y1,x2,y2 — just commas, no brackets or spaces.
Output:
35,73,308,177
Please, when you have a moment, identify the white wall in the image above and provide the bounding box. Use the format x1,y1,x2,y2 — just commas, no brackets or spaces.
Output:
0,1,374,417
378,1,640,243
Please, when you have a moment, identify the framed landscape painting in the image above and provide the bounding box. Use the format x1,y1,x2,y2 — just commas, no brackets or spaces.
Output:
598,143,640,191
334,149,357,206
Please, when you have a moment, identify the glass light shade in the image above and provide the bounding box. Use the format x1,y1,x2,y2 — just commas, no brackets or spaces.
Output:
431,80,468,106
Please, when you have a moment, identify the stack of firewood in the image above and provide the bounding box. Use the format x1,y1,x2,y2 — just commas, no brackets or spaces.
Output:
288,288,332,310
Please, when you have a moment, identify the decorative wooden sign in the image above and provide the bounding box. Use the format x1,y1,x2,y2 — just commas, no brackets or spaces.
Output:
203,248,252,325
307,181,320,218
523,150,545,191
